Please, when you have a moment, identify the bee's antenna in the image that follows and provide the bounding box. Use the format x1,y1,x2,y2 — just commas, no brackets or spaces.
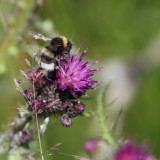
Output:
70,34,75,43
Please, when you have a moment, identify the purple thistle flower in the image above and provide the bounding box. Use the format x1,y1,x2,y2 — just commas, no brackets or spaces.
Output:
115,141,156,160
14,46,102,125
84,139,114,159
84,139,98,155
12,129,33,146
21,129,33,143
55,47,101,98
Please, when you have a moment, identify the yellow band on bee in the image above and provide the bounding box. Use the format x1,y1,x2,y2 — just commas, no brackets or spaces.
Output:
42,48,55,58
60,36,68,48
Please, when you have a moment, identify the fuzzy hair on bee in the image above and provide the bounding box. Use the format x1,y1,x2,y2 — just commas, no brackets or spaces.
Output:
40,36,72,71
30,33,73,71
40,47,56,71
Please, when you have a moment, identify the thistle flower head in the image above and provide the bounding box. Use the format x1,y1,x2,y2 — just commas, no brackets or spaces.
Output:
14,44,101,126
12,129,33,146
60,114,73,127
56,47,101,98
66,101,85,118
31,100,44,114
115,141,156,160
84,139,114,160
21,129,33,143
84,139,98,155
27,68,43,84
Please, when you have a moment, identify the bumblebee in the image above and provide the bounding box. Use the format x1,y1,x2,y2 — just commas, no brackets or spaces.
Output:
40,36,72,71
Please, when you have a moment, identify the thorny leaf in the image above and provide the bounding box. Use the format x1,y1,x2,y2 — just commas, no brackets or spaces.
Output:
108,97,118,106
112,107,123,134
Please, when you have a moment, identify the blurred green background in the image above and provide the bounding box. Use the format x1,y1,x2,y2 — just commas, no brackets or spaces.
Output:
1,0,160,159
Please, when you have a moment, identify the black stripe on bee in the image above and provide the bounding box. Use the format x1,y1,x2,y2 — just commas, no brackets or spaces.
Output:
40,36,73,71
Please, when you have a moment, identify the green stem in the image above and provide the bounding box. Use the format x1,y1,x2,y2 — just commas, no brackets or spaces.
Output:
97,87,117,149
33,79,44,160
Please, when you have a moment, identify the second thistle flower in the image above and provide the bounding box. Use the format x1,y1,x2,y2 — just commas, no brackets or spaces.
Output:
115,141,156,160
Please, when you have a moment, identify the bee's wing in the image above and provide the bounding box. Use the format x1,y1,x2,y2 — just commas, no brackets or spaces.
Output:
30,32,52,41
